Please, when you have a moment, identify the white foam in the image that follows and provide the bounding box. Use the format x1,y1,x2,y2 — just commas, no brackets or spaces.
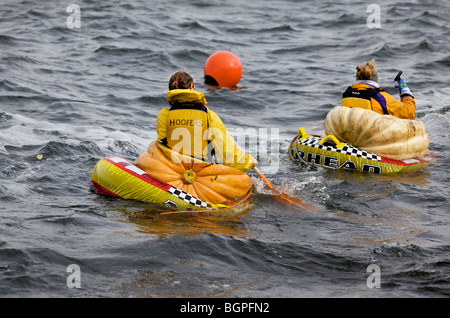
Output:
0,112,155,153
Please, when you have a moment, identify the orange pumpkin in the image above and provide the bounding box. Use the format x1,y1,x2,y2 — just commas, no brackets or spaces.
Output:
135,141,252,204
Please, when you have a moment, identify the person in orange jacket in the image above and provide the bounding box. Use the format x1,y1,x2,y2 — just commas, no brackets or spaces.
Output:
341,60,416,119
155,71,257,171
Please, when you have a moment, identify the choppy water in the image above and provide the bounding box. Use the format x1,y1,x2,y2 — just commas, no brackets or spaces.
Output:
1,0,449,299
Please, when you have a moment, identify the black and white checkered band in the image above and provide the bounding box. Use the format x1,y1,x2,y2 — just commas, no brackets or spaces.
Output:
294,136,381,162
168,186,212,208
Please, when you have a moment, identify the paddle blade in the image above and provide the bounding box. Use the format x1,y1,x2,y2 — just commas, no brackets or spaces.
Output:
253,167,316,211
270,187,317,211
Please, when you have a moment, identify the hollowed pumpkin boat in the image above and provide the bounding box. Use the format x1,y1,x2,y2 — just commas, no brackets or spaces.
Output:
91,141,252,211
289,106,436,174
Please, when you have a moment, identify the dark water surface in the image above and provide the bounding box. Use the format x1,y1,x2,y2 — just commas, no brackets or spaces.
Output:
1,0,449,298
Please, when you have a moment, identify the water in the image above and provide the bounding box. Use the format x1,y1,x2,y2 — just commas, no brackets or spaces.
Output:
1,0,449,299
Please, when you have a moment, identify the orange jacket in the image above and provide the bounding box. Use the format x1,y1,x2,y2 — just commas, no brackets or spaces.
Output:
342,81,416,119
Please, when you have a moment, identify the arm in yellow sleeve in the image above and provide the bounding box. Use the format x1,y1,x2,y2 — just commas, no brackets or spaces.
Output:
382,92,416,119
156,107,169,141
207,110,255,171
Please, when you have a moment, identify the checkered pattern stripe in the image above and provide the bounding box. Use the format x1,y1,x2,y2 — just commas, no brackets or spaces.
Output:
168,186,212,208
296,136,381,162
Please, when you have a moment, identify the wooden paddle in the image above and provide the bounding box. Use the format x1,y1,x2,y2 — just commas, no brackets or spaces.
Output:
253,166,316,211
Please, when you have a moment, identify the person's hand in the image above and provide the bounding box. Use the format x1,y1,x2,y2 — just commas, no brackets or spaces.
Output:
394,78,413,97
252,159,258,168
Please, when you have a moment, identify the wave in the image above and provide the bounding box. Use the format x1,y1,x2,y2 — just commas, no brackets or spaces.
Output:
1,0,449,298
371,243,450,296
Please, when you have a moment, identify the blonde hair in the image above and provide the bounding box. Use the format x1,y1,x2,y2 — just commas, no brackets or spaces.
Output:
355,59,377,80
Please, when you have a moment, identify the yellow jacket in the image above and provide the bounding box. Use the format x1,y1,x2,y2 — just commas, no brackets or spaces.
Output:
157,89,255,171
342,81,416,119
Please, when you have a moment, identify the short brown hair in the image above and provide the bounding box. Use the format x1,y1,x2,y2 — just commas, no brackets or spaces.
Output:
355,59,377,80
168,71,194,90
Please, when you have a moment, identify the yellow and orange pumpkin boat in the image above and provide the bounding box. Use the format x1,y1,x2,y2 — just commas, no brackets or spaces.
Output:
91,141,253,211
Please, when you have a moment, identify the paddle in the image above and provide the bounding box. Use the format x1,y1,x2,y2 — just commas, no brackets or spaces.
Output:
394,71,403,83
253,166,316,211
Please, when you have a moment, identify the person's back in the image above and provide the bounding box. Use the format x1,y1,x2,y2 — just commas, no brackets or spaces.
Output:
156,71,256,171
341,60,416,119
134,71,256,204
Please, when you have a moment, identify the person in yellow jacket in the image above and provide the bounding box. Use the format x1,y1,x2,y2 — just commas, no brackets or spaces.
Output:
341,60,416,119
156,71,257,171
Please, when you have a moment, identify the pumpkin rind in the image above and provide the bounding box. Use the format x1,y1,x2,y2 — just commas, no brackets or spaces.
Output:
324,106,429,160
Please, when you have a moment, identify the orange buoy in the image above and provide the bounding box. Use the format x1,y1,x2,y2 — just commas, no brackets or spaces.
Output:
204,51,242,89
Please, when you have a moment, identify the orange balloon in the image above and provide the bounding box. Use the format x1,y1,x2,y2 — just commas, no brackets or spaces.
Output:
204,51,242,88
